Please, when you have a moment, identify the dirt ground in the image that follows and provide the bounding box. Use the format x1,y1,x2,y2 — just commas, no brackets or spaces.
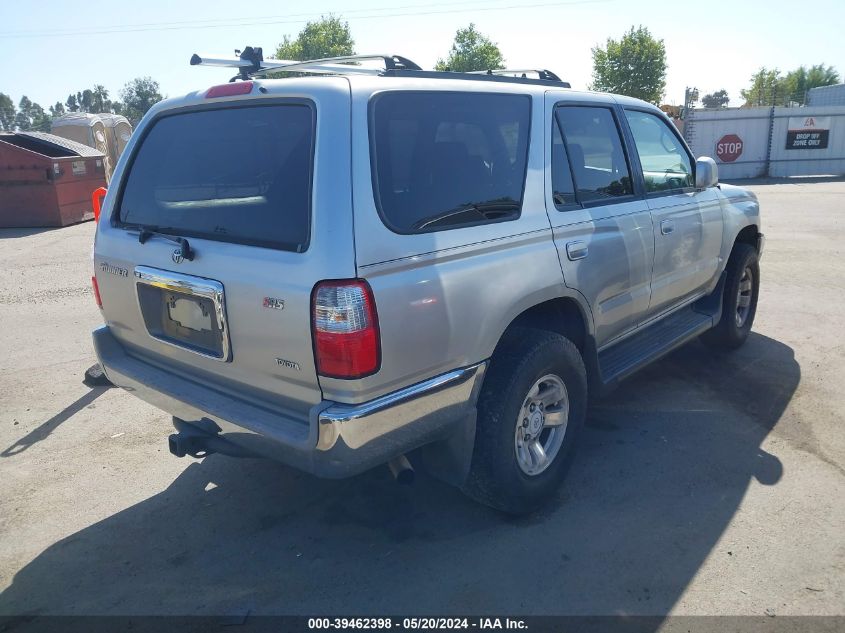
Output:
0,178,843,619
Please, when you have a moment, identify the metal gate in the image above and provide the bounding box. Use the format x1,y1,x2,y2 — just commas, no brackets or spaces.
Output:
684,105,845,178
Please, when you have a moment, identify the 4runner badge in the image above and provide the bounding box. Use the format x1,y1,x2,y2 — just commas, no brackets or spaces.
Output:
100,262,128,277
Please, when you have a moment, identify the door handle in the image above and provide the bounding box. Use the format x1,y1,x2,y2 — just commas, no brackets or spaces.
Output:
566,240,588,261
660,219,675,235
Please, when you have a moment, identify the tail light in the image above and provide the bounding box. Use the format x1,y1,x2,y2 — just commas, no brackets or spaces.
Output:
92,275,103,309
311,280,380,379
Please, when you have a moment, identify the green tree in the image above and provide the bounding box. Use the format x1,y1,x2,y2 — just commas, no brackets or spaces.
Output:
119,77,164,125
14,96,32,130
740,67,783,106
77,89,95,113
91,85,112,113
781,64,840,104
49,101,66,117
590,25,667,104
65,94,79,112
435,23,504,72
701,89,729,108
31,104,51,131
275,15,355,61
0,92,15,130
14,96,51,132
781,66,807,104
805,64,840,89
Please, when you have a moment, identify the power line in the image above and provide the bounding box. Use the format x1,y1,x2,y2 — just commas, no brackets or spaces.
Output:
0,0,610,39
4,0,501,35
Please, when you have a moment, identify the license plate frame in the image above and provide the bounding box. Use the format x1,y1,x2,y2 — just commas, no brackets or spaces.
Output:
134,266,231,361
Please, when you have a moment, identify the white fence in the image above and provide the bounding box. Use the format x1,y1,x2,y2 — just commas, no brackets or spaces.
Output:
684,105,845,179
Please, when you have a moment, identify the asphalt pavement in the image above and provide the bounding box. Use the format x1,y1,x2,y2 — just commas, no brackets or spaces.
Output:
0,178,843,619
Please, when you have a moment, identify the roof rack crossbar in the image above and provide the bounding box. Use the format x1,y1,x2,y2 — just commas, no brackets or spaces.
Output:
191,49,422,80
468,68,564,82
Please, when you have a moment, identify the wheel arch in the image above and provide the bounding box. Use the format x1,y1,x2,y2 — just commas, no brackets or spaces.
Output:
492,294,600,391
500,296,592,354
734,224,760,252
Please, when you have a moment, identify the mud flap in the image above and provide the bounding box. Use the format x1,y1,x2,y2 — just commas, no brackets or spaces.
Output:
420,408,477,488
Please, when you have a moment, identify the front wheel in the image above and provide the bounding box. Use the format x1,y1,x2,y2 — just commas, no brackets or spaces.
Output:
463,328,587,514
702,243,760,350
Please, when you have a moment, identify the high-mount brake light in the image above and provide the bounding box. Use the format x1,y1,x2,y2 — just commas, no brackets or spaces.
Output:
311,280,381,379
205,81,254,98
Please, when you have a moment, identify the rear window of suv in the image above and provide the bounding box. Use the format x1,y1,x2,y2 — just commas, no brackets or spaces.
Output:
119,103,314,252
371,92,531,234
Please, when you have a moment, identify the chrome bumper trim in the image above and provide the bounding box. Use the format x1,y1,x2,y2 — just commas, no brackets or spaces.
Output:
94,324,487,478
317,362,487,452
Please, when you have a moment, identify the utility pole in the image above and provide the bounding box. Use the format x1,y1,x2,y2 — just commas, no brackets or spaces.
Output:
683,86,699,119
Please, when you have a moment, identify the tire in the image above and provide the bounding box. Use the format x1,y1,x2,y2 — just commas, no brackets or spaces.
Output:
463,327,587,515
702,243,760,350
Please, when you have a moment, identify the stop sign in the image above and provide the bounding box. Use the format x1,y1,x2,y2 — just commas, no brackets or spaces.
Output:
715,134,743,163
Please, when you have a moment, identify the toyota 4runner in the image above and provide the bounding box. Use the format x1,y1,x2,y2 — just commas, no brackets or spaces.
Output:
91,52,763,514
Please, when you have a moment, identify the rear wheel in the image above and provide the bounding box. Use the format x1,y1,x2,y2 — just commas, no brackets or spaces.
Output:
702,243,760,350
463,328,587,514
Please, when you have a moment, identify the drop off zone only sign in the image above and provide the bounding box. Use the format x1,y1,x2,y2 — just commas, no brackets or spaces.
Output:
786,116,830,150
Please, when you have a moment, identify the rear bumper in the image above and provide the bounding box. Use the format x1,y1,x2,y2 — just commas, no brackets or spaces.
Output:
92,325,486,477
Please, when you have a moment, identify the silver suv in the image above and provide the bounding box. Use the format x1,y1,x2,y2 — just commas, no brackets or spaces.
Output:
92,53,763,514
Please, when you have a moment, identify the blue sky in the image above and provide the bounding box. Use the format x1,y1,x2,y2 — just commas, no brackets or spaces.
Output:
2,0,843,110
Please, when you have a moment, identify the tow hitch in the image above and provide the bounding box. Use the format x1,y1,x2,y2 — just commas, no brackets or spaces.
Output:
168,418,256,459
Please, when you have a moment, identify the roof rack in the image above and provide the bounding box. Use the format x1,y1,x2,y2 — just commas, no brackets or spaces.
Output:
468,68,564,82
190,47,422,81
382,68,571,88
190,46,570,88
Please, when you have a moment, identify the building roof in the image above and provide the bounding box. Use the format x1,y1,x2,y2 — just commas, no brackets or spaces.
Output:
807,83,845,93
807,83,845,106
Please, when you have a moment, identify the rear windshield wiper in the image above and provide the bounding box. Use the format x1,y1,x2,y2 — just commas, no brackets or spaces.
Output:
134,226,195,261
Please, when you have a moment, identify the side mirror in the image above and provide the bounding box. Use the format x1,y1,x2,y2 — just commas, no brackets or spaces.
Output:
695,157,719,189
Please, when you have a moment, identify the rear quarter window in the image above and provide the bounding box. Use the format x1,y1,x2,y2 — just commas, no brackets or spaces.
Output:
370,91,531,234
118,103,314,252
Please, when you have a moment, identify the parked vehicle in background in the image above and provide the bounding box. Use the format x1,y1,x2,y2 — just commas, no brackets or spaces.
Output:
91,52,763,514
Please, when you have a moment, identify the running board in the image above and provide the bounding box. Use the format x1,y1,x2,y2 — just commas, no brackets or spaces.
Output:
598,307,714,386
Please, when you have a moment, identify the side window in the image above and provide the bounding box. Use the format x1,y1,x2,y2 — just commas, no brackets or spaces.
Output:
555,106,633,203
551,119,577,209
624,110,693,193
371,92,531,234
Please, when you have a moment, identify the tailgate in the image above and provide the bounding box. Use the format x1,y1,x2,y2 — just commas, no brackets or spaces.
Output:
94,85,354,414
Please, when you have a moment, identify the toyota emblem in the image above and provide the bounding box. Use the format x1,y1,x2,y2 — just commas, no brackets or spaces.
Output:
172,248,184,264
